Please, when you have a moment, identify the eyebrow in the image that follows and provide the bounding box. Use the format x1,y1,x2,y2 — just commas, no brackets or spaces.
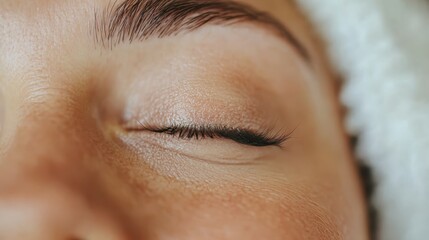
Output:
94,0,309,59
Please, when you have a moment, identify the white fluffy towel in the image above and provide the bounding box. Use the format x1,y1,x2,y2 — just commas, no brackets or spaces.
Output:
295,0,429,239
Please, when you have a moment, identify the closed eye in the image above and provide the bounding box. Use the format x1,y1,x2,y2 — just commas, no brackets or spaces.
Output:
125,124,290,147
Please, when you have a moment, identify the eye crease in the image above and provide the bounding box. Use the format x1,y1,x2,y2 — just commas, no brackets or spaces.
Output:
125,123,291,147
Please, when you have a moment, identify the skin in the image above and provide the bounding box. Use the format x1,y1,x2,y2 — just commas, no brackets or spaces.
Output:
0,0,368,239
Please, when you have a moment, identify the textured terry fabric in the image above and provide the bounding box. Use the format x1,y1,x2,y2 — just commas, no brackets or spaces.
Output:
294,0,429,239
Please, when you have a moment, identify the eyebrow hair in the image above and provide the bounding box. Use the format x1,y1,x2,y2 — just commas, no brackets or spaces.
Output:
94,0,309,59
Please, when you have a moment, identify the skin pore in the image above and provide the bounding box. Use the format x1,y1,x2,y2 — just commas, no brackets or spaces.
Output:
0,0,368,239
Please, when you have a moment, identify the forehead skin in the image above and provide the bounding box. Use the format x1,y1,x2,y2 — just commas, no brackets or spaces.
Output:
0,0,334,101
0,0,367,240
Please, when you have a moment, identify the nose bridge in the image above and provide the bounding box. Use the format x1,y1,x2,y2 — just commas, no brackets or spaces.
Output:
0,49,107,179
0,104,93,191
0,0,98,153
0,3,143,239
2,81,107,176
0,100,141,239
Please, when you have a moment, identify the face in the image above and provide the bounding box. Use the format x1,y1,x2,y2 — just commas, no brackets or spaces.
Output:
0,0,368,239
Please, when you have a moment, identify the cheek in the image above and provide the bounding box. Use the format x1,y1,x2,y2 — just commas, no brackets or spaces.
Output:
141,183,342,240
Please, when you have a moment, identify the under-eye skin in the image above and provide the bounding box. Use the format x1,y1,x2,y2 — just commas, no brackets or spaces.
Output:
125,123,291,147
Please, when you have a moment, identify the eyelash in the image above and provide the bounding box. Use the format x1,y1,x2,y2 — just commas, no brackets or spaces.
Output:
129,123,290,147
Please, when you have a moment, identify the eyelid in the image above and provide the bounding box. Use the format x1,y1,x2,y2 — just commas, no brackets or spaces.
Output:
124,122,290,148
